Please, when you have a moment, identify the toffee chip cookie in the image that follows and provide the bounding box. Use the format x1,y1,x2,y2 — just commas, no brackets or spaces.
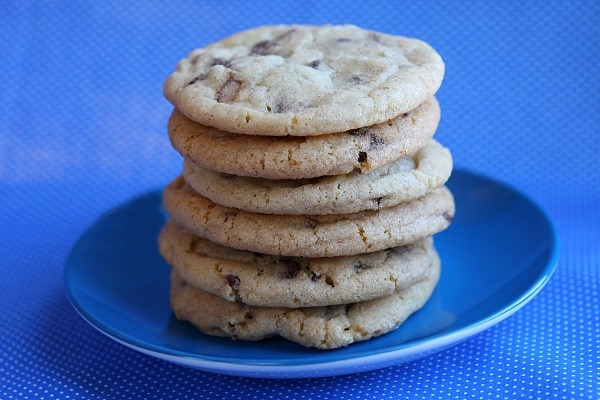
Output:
170,254,440,349
162,176,455,257
183,139,452,215
164,24,445,136
159,220,438,307
168,97,440,180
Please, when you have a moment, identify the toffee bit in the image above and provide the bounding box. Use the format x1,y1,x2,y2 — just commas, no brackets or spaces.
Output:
216,77,242,103
325,275,335,287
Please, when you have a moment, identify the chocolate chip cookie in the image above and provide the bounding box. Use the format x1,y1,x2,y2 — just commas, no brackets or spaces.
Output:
170,251,439,349
159,220,438,307
164,25,444,136
183,139,452,215
168,97,440,179
162,176,454,257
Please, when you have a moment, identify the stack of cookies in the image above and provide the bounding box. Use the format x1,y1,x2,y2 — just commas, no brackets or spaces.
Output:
158,25,454,349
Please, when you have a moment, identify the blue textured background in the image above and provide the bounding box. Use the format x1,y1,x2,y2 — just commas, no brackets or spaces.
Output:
1,1,598,399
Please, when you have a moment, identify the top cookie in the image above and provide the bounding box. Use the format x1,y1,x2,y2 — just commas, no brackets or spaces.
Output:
164,24,445,136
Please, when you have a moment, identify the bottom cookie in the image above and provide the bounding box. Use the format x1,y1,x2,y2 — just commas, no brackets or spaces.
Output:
170,252,440,349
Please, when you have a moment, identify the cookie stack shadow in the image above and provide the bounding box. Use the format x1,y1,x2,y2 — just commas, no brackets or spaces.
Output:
158,25,455,349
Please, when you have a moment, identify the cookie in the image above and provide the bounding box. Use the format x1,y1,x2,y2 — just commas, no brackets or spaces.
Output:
162,176,455,257
168,97,440,180
159,220,437,307
183,139,452,215
170,252,440,349
163,24,444,136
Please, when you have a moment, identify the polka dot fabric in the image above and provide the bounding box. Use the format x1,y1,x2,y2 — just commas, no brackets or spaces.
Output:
1,1,598,399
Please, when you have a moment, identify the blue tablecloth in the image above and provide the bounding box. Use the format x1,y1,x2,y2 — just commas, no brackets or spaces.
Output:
1,1,598,398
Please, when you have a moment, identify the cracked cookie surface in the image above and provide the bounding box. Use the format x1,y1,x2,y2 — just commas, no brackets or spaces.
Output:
159,220,437,307
183,139,452,215
169,253,439,349
164,24,444,136
168,97,440,180
162,176,455,257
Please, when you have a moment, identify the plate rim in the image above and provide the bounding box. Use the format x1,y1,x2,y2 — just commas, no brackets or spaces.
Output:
64,169,559,378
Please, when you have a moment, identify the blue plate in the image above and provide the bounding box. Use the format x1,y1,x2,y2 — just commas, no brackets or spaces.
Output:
64,169,559,378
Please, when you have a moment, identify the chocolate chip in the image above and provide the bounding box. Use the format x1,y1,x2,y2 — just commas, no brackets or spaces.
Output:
358,151,368,163
251,40,278,55
187,74,206,86
276,29,296,40
220,173,236,180
187,237,201,253
442,212,454,222
224,275,243,302
368,32,383,43
353,261,368,271
391,246,409,256
223,209,238,223
216,77,241,103
282,259,301,279
209,57,232,68
266,102,285,113
305,216,318,228
310,272,321,282
370,132,384,146
348,126,371,137
350,75,364,85
190,54,202,66
307,59,321,69
225,274,240,288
